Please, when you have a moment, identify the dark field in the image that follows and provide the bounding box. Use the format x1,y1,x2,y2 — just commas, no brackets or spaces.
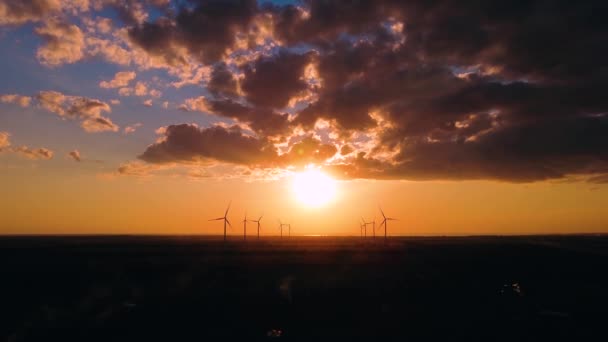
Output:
1,235,607,341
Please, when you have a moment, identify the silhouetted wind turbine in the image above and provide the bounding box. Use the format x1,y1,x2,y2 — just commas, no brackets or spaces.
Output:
379,207,397,243
372,217,376,240
364,217,376,240
361,217,368,238
279,220,289,239
209,201,232,241
251,214,263,239
243,212,248,241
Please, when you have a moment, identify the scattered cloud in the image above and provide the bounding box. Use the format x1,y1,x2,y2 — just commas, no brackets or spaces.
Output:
99,71,136,88
124,122,142,134
36,90,119,132
68,149,81,161
117,160,161,177
0,0,62,26
0,94,31,107
0,131,53,160
134,81,147,96
0,131,10,149
35,18,85,66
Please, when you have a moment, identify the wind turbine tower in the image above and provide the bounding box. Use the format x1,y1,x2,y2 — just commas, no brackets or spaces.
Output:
209,201,232,241
243,212,248,241
379,207,397,243
251,215,263,239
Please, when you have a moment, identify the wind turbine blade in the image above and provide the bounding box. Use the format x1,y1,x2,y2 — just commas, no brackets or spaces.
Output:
224,200,231,216
226,218,232,228
259,214,263,221
379,206,386,219
209,217,224,221
388,218,398,221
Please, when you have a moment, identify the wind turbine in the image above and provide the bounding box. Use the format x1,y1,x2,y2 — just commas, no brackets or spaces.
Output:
379,207,397,243
243,212,247,241
364,217,376,240
361,217,368,238
251,214,263,239
278,220,289,239
209,201,232,241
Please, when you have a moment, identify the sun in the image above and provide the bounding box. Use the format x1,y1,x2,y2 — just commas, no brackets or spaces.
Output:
292,168,337,207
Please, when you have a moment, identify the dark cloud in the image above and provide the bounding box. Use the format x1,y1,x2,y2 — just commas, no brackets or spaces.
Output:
207,62,239,98
209,100,291,136
137,124,342,169
271,0,391,45
241,50,314,109
279,136,338,167
340,144,354,155
128,0,258,64
139,124,277,165
128,0,608,182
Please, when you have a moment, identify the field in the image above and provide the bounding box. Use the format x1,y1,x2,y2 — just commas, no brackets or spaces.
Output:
1,235,607,341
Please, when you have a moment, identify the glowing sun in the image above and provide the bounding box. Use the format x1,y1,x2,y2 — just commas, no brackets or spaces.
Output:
292,168,337,207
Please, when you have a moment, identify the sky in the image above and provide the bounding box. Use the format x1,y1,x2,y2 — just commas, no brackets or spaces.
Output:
0,0,607,236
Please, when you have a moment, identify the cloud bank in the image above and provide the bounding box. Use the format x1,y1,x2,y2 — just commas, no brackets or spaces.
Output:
2,0,608,182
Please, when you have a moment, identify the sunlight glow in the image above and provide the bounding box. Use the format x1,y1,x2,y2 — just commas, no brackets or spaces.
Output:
292,168,337,207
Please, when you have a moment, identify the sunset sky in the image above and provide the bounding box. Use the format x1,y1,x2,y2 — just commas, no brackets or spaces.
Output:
1,0,607,236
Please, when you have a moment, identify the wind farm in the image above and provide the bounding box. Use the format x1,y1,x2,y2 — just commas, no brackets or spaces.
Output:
204,202,399,243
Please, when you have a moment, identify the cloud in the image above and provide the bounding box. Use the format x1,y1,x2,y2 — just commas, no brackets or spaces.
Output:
241,50,314,109
35,18,85,66
134,81,147,96
0,131,54,160
142,99,152,107
68,149,81,161
0,94,32,107
5,0,608,183
99,71,136,88
118,87,132,96
0,131,10,149
36,90,119,132
0,0,62,26
136,123,343,173
123,122,142,134
139,123,277,165
11,146,54,159
117,160,160,176
127,0,258,65
149,89,161,98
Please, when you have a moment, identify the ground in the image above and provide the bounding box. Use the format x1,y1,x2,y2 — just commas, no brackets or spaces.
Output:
1,235,607,341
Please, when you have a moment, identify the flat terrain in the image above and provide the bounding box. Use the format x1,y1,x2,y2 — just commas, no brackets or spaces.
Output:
1,235,607,341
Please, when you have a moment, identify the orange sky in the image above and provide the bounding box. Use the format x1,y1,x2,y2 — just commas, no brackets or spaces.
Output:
1,164,606,235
